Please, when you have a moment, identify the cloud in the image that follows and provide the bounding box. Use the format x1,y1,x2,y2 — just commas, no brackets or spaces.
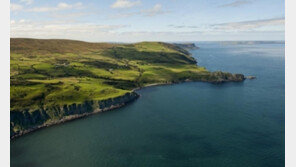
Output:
57,2,74,10
141,4,167,16
10,19,284,42
10,3,23,11
19,19,26,23
27,2,83,12
111,0,141,9
11,20,127,31
109,12,138,19
168,18,285,32
219,0,252,8
109,3,168,18
20,0,33,5
10,19,128,41
168,25,199,29
212,18,285,31
49,12,93,19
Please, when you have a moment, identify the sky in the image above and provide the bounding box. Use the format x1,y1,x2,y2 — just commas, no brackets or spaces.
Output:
10,0,285,42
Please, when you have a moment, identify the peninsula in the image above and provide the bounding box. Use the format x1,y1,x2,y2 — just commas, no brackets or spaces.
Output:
10,38,245,139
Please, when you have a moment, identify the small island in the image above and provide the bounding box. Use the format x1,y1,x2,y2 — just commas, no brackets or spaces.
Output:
10,38,245,139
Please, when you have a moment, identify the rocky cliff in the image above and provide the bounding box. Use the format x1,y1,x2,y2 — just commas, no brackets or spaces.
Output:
207,71,245,83
10,92,139,139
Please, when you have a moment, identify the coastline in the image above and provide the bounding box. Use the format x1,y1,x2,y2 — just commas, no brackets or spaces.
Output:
11,94,139,140
10,92,140,140
11,82,180,140
11,75,247,140
11,83,170,140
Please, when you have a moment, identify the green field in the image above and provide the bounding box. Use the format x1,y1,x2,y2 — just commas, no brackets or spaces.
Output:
10,38,208,110
10,38,244,136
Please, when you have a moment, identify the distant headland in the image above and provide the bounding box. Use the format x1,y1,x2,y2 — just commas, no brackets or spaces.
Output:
172,43,200,50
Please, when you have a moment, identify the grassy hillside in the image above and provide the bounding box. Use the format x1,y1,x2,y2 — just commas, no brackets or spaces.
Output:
10,38,244,137
10,38,210,110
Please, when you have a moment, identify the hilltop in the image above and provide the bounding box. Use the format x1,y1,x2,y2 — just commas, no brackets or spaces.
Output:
10,38,245,138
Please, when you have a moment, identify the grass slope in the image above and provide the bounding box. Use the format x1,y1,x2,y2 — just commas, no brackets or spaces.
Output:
11,38,212,112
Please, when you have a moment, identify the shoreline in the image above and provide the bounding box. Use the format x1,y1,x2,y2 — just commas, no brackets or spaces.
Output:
11,97,138,140
11,82,173,140
11,77,249,140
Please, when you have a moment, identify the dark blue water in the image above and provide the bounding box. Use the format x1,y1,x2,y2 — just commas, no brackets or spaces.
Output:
11,42,285,167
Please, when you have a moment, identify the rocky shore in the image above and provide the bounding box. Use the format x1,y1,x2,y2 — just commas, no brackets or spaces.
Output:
10,92,139,139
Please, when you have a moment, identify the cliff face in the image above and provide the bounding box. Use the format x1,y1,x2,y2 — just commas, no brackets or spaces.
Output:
10,92,139,139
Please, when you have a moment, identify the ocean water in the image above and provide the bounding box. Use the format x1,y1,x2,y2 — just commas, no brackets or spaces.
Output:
10,42,285,167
